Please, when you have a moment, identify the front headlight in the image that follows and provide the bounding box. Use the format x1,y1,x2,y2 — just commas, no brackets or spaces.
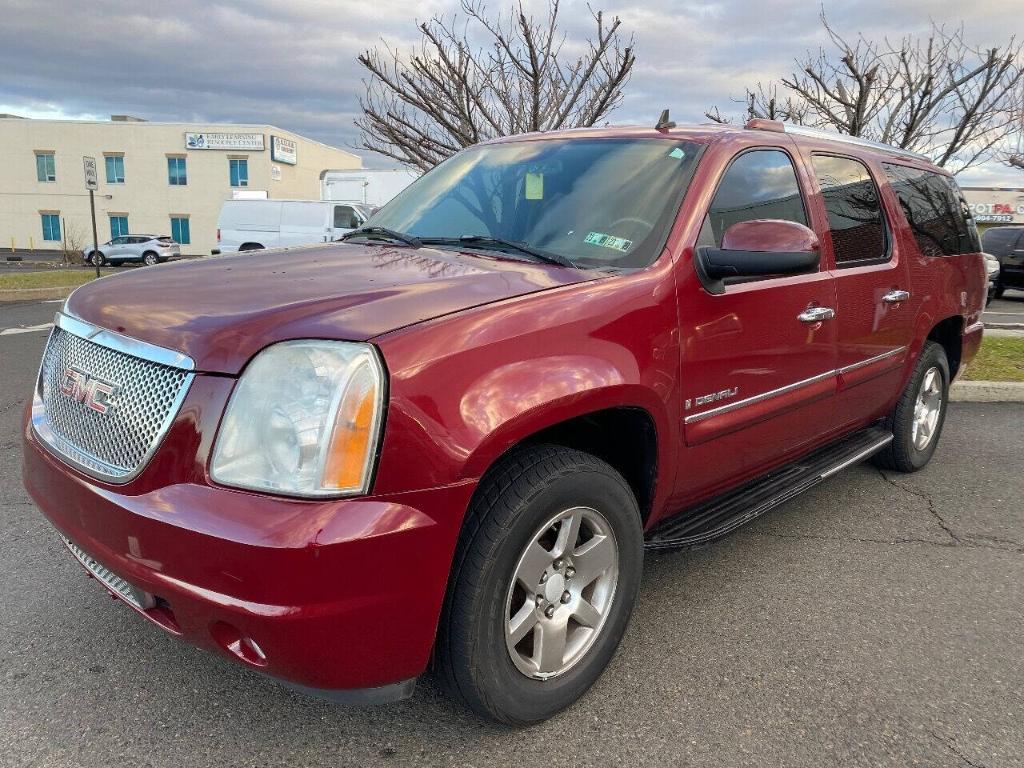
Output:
211,340,385,497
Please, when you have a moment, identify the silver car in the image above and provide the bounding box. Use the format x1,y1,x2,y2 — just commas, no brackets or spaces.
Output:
84,235,181,267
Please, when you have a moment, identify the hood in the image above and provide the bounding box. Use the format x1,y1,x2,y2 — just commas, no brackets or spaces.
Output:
65,243,595,374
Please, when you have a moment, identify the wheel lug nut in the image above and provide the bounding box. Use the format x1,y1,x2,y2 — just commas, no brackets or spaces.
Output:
539,572,547,584
544,605,556,618
553,559,564,570
565,566,575,578
535,595,545,607
560,591,571,604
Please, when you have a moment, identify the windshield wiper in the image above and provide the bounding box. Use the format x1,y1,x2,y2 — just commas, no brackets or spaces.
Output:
421,235,575,268
338,226,422,248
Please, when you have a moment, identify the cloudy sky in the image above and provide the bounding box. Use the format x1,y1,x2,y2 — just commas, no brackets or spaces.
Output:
2,0,1021,185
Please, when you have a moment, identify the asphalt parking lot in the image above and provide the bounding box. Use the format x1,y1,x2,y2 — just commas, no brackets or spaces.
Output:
1,300,1022,767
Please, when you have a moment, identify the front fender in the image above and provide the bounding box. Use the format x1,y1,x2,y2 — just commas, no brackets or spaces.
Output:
370,264,681,499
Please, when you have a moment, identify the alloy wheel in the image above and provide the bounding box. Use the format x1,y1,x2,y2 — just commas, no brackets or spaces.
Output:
504,506,619,680
912,365,942,451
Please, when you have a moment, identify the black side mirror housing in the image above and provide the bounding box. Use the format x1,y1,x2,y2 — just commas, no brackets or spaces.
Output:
696,219,821,295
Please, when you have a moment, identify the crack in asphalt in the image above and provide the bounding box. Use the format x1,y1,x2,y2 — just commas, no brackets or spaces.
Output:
876,467,962,544
930,731,988,768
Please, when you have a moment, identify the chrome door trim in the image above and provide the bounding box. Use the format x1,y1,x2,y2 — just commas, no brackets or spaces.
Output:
684,370,837,425
55,311,195,370
837,345,908,375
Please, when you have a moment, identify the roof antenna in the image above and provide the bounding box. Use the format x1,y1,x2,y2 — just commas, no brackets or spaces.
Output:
655,109,676,132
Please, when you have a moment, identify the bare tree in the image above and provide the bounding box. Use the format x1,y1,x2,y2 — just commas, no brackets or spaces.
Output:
356,0,635,170
60,220,86,266
707,13,1024,174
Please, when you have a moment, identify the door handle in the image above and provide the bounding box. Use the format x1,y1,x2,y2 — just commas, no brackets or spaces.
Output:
798,306,836,323
883,289,911,304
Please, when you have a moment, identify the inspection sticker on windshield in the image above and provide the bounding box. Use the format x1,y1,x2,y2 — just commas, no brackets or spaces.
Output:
668,147,686,159
584,232,633,252
525,172,544,200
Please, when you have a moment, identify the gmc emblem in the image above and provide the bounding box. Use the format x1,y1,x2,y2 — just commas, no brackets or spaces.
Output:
59,367,119,415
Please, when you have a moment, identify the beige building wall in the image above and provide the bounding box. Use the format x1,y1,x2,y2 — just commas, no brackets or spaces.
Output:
0,118,361,256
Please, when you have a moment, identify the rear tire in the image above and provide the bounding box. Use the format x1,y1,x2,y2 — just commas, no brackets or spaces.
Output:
873,341,949,473
142,251,159,266
436,445,643,725
994,283,1005,299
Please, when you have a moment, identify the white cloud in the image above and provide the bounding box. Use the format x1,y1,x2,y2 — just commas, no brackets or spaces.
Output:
0,0,1020,180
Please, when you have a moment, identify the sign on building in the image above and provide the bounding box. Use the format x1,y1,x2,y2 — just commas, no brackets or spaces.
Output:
83,156,98,190
964,188,1024,224
184,132,265,151
271,135,297,165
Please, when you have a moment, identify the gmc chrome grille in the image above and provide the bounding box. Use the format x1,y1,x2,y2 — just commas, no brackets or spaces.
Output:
33,314,194,482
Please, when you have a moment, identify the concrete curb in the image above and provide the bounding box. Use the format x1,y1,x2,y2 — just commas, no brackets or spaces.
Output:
951,380,1024,402
0,286,76,303
986,322,1024,330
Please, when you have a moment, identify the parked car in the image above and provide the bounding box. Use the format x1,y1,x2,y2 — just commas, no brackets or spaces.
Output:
213,199,374,254
983,252,1001,305
980,225,1024,297
24,119,985,725
84,235,180,266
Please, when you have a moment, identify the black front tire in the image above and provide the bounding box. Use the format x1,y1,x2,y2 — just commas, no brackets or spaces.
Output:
91,251,106,267
874,341,949,473
993,283,1005,299
436,445,643,725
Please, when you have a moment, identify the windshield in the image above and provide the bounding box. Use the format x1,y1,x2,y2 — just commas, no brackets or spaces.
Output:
366,137,703,269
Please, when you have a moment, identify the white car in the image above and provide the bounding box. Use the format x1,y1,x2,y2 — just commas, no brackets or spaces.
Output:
214,200,373,254
84,235,180,267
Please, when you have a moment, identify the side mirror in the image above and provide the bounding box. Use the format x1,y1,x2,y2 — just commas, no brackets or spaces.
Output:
696,219,820,295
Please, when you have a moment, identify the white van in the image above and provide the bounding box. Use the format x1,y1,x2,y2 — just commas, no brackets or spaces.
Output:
213,200,373,254
321,169,419,208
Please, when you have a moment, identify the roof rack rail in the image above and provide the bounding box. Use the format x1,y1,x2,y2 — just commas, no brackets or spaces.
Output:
744,119,931,163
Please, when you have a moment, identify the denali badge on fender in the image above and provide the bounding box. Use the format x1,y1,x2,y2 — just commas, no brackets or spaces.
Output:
685,386,739,411
59,366,119,415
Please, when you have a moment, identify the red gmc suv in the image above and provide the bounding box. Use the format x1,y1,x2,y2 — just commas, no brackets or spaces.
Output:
23,119,986,724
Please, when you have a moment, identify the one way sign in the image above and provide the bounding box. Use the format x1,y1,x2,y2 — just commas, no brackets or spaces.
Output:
83,156,98,191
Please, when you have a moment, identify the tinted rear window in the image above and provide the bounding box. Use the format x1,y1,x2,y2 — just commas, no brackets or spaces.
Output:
883,165,981,256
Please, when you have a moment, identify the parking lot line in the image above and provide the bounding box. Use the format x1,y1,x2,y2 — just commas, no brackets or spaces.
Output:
0,322,53,336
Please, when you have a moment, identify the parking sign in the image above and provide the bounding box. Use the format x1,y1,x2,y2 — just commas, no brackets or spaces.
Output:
83,156,98,190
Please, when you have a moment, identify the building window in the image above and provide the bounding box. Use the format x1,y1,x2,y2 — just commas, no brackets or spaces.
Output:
105,155,125,184
229,158,248,187
36,153,56,182
168,157,187,186
41,213,61,241
170,216,190,245
109,215,129,239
